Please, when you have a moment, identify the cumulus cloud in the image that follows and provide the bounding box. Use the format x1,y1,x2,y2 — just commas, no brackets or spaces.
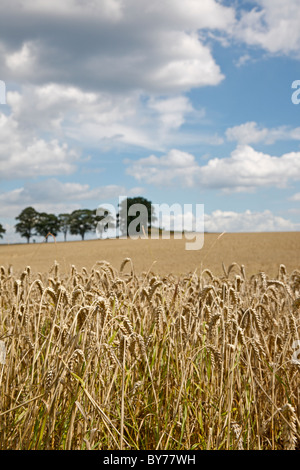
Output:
2,1,299,96
226,121,300,145
126,145,300,192
125,149,200,187
0,179,142,218
147,96,195,130
1,0,229,171
4,82,208,155
235,0,300,57
3,0,300,176
5,42,37,76
226,122,269,145
0,1,299,107
0,111,79,181
204,209,299,232
0,0,232,94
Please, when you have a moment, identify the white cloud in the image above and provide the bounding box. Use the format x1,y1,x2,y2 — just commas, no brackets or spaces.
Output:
234,53,252,68
126,145,300,192
192,145,300,191
0,111,79,181
226,122,269,145
0,179,141,218
145,31,225,92
147,96,195,130
289,193,300,201
0,0,232,94
4,83,208,154
1,1,300,103
4,1,288,166
5,41,37,75
226,121,300,145
157,209,203,233
235,0,300,57
125,149,200,187
204,209,299,232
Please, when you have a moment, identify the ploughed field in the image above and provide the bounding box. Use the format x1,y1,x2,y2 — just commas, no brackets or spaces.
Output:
0,231,299,450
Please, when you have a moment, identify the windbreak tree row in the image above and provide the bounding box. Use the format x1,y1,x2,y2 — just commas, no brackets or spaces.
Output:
14,206,113,243
9,197,155,243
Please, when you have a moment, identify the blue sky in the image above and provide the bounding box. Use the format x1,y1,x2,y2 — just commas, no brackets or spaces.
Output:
0,0,300,242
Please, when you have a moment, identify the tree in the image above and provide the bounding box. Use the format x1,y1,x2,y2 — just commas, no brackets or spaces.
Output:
58,213,71,242
69,209,96,241
95,207,115,239
15,207,39,243
0,224,5,239
35,212,60,241
117,197,157,237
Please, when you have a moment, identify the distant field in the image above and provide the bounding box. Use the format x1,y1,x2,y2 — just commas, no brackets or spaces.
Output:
0,231,299,278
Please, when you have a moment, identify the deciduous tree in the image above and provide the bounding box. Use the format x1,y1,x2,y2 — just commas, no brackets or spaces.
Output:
15,207,39,243
35,212,60,241
117,197,156,237
69,209,95,241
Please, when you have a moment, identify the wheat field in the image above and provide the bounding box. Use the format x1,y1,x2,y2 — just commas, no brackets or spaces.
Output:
0,232,299,450
1,231,300,278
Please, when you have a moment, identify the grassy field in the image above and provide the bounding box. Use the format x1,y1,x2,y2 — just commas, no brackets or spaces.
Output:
0,232,299,450
0,231,300,278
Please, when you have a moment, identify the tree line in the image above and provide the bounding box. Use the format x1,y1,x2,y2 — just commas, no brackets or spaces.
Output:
0,197,156,243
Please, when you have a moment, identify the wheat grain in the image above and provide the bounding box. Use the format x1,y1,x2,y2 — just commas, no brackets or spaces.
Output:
281,404,298,450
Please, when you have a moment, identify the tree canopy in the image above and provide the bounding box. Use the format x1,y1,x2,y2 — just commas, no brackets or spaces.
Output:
34,212,60,241
117,197,156,237
69,209,96,241
15,207,39,243
8,197,155,243
13,206,102,243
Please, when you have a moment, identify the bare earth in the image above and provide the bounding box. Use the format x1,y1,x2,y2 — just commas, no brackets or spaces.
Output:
0,231,299,278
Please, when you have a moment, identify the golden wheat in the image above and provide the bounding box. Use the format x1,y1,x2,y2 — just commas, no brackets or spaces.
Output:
0,260,299,450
